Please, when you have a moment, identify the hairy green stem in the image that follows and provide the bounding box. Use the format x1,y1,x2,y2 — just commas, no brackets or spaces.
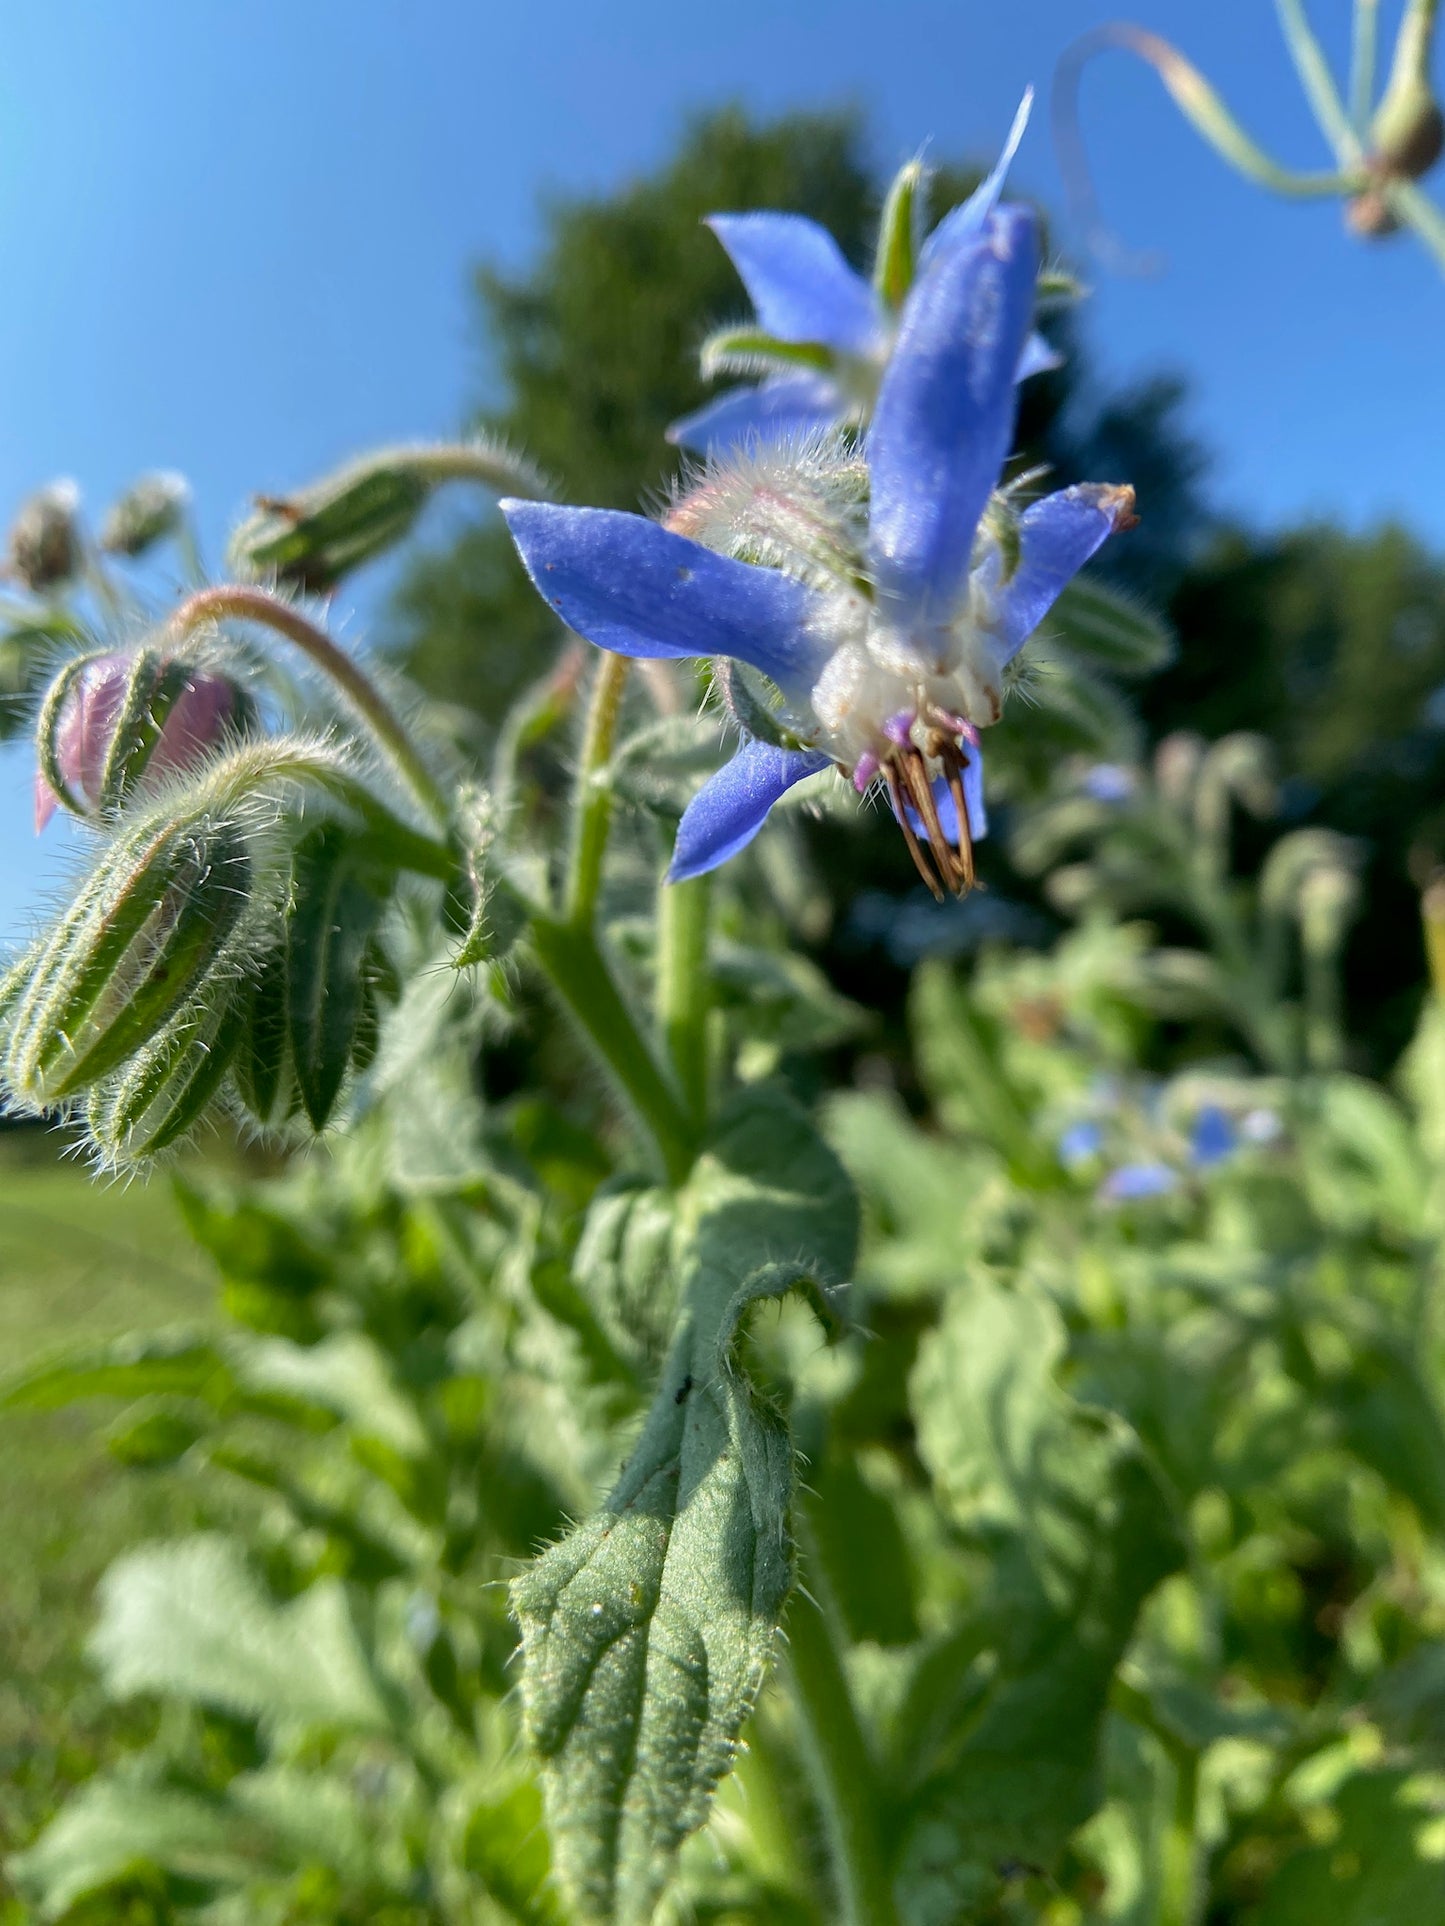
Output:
529,916,696,1187
167,585,449,825
566,651,629,928
785,1523,901,1926
657,875,711,1127
1351,0,1381,131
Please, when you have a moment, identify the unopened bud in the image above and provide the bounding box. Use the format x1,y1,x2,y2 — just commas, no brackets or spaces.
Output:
1373,1,1444,179
1348,0,1443,236
99,473,190,558
3,807,257,1110
8,482,81,593
228,439,550,593
35,649,252,831
664,443,868,593
85,981,248,1166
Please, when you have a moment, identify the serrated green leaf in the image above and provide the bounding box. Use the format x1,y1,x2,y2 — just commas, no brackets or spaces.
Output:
512,1086,855,1926
91,1533,394,1734
901,1279,1184,1912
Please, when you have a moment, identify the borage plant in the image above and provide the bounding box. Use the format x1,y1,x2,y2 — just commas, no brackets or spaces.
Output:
12,87,1439,1926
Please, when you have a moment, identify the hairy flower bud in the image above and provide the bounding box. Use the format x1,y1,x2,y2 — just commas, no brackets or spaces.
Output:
2,805,259,1110
228,439,551,593
8,481,81,593
35,648,252,831
99,472,190,558
84,982,248,1166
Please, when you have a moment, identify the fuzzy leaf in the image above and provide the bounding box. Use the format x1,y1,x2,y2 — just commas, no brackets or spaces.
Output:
90,1533,394,1734
902,1279,1184,1914
512,1087,855,1926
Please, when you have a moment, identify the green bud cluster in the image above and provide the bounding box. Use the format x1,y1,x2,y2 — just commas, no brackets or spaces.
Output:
0,734,410,1167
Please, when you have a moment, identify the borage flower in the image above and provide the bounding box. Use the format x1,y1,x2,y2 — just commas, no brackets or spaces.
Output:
668,93,1062,455
503,204,1135,898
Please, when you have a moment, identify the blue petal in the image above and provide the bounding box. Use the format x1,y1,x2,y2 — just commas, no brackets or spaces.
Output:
919,89,1034,267
868,207,1040,620
983,483,1138,666
501,501,828,697
666,372,843,454
706,213,880,354
669,739,829,882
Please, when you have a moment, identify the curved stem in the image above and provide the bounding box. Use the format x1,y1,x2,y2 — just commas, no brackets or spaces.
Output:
166,585,448,825
1053,23,1363,273
1275,0,1368,164
566,650,629,927
784,1520,901,1926
1351,0,1381,132
1385,175,1445,272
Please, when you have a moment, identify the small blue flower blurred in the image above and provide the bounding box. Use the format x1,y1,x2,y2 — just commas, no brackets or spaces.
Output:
1100,1161,1180,1202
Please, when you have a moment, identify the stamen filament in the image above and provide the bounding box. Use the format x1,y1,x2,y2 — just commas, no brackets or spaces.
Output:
884,759,945,900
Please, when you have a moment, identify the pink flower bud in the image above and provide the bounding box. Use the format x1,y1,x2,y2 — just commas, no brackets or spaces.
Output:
35,650,250,832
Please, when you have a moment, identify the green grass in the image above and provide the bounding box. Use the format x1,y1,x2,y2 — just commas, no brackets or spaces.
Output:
0,1131,217,1869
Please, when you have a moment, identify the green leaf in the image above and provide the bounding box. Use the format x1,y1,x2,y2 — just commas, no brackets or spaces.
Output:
7,1766,397,1920
901,1279,1184,1912
285,822,391,1131
7,1777,261,1920
512,1087,855,1926
572,1180,680,1378
0,1329,231,1412
90,1533,394,1734
174,1179,331,1297
105,1397,210,1467
1256,1769,1445,1924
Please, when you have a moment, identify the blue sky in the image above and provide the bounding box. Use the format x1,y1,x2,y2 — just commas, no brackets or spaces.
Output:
1,0,1440,932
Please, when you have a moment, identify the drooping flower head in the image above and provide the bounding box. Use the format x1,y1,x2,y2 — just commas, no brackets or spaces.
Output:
669,93,1064,455
34,649,251,831
503,201,1135,896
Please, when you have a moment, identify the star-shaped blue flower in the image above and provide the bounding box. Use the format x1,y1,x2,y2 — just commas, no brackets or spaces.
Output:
668,94,1061,456
502,203,1134,896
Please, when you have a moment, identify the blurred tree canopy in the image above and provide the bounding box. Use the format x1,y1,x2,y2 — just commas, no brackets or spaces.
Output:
391,102,1445,1064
